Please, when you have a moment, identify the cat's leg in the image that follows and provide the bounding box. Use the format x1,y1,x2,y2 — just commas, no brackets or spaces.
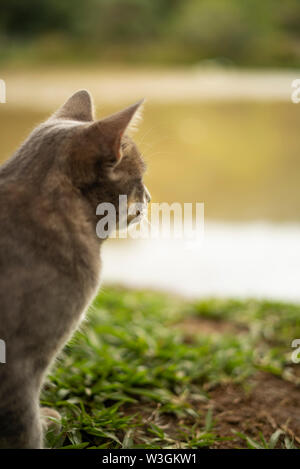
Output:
0,395,43,449
40,407,61,434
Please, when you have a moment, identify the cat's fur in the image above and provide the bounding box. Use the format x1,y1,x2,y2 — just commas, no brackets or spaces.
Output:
0,90,150,448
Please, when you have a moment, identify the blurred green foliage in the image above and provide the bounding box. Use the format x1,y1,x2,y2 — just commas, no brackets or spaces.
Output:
1,0,300,67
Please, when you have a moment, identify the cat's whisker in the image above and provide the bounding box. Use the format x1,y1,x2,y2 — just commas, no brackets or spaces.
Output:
135,125,158,146
146,150,173,159
140,135,169,153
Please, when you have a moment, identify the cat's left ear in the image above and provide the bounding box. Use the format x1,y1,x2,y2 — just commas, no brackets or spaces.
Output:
51,89,94,122
86,99,144,163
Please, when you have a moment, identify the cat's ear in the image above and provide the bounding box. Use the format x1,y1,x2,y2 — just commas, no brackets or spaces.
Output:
86,99,144,163
51,90,94,122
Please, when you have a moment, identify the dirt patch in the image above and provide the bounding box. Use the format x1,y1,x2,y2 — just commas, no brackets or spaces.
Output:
173,317,248,339
123,372,300,448
203,372,300,448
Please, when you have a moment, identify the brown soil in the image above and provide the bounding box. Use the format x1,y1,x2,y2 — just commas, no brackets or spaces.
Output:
204,372,300,448
124,372,300,449
173,317,248,338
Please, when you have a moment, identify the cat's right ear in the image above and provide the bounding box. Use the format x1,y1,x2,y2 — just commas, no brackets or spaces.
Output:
51,90,94,122
84,100,144,165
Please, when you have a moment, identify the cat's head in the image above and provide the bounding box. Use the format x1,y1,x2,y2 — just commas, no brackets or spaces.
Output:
46,90,151,233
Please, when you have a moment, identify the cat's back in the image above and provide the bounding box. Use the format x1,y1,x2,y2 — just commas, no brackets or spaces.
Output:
0,142,100,340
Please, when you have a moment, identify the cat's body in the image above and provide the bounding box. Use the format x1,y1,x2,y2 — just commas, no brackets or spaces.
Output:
0,91,149,448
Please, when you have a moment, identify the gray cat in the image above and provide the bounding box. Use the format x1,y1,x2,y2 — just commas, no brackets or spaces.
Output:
0,90,150,448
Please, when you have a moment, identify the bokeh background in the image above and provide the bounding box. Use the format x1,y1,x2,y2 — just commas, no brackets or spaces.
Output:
1,0,300,300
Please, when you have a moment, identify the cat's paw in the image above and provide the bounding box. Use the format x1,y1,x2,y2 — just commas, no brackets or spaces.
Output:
40,407,62,433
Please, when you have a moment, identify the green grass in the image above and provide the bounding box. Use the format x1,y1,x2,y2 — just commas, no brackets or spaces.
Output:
41,286,300,449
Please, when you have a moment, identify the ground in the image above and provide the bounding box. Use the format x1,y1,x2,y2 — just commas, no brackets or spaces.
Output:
42,286,300,449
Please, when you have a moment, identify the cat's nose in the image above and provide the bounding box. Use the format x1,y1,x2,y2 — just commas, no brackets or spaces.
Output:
144,186,151,203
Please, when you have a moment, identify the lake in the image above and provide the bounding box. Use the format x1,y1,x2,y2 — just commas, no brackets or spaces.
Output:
1,69,299,300
102,222,300,301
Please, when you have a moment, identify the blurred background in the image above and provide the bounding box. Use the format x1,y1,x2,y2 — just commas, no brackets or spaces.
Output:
0,0,300,300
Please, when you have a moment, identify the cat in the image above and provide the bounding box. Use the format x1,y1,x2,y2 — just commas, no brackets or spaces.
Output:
0,90,150,448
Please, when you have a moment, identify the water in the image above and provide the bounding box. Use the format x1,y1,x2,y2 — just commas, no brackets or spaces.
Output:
102,222,300,302
1,83,299,301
